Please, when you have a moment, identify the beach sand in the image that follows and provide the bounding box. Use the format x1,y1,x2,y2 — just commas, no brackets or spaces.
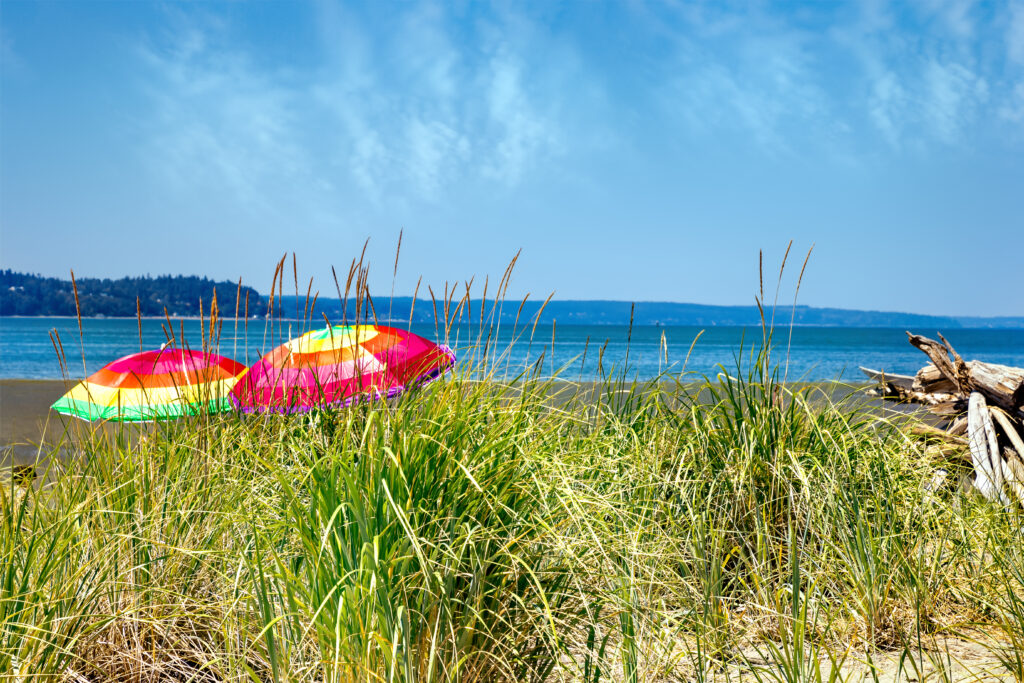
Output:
1,379,75,465
2,376,911,456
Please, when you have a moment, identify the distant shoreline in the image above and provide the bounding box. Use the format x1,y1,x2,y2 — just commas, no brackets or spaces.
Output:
4,272,1022,327
0,315,315,324
2,315,1023,330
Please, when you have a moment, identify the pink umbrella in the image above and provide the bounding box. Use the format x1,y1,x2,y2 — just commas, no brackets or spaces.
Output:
231,324,455,413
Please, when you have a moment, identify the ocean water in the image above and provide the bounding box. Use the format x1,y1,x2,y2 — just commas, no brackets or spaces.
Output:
1,317,1022,382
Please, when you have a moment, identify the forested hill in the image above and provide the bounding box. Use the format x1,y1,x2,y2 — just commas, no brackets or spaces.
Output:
2,271,1021,328
285,296,1024,329
0,270,264,317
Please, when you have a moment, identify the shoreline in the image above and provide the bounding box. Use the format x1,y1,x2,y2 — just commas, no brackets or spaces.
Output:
1,379,76,466
4,315,1024,329
1,377,897,464
0,315,331,323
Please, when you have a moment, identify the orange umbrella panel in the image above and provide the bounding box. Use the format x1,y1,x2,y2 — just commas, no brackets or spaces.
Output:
51,349,247,421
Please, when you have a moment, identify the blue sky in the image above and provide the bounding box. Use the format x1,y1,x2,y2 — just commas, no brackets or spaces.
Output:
1,1,1022,317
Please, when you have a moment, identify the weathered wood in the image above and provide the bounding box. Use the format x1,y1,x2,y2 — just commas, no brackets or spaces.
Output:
904,333,1024,417
1000,448,1024,506
914,364,957,394
866,383,907,400
907,333,966,392
967,392,1008,504
990,407,1024,460
967,361,1024,417
860,367,915,390
927,398,967,417
861,365,960,406
947,416,968,436
1005,448,1024,476
924,442,971,463
911,422,968,444
938,332,974,394
864,333,1024,505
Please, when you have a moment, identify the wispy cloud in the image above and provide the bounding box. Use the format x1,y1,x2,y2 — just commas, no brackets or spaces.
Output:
134,0,1024,209
139,19,307,212
4,0,1022,312
917,0,978,39
311,6,566,199
867,70,907,147
923,60,988,143
480,45,560,184
654,0,1021,154
1009,2,1024,65
139,3,572,208
1001,2,1024,129
658,10,836,156
844,1,1016,146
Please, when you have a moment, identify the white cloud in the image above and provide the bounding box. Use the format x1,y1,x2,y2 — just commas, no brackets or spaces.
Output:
134,0,1024,203
139,25,307,212
923,60,988,143
917,0,977,39
827,0,1021,148
480,49,559,184
138,4,573,208
661,17,830,155
404,117,470,198
868,70,907,147
1009,2,1024,65
999,82,1024,125
321,11,565,197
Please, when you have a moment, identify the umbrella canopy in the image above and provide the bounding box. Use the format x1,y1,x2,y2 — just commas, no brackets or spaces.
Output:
231,324,455,413
52,348,247,422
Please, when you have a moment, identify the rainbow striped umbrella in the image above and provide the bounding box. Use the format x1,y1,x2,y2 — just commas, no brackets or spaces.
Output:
51,349,247,422
231,324,455,413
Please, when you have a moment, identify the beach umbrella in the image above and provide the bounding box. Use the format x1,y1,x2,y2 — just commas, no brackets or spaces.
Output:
231,324,455,413
51,348,247,422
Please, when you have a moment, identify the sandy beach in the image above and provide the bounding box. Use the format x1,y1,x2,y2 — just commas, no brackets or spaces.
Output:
1,376,908,467
0,379,74,462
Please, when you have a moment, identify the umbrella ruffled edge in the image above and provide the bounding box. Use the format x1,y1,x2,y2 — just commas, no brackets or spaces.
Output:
50,396,236,423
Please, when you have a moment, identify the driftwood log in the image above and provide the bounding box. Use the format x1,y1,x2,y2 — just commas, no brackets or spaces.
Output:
862,332,1024,505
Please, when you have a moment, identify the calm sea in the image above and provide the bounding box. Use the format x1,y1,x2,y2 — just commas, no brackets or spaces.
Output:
1,317,1022,382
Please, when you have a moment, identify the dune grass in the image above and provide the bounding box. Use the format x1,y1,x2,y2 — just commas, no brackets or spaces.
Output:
4,250,1023,680
4,343,1023,681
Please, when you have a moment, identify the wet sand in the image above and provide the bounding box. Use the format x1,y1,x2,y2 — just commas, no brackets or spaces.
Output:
1,380,76,465
2,376,912,449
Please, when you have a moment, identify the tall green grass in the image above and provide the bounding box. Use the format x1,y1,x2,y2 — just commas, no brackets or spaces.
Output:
4,252,1022,680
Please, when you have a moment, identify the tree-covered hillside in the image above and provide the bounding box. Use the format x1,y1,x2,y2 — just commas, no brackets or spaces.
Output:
2,271,1020,327
0,271,265,317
